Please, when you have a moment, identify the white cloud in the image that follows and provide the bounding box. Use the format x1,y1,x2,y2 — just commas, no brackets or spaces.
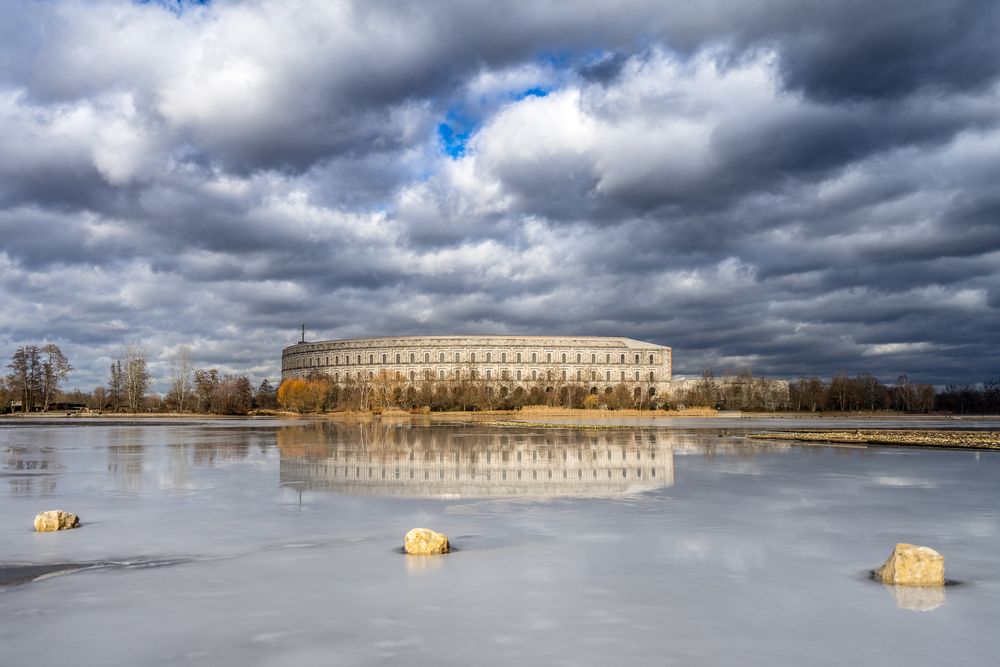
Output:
862,342,935,357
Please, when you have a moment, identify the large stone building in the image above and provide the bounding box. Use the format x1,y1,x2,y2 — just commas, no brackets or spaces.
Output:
281,334,672,399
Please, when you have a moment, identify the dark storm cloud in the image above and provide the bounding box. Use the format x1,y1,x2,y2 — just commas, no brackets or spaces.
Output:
1,0,999,392
772,1,1000,101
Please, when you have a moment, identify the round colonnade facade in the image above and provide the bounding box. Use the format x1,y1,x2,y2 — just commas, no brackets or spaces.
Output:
281,335,672,399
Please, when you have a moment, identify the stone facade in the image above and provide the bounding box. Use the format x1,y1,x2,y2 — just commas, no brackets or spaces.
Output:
281,334,672,398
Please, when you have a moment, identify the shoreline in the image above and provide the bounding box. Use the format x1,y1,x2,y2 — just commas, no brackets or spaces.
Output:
4,408,999,419
747,429,1000,450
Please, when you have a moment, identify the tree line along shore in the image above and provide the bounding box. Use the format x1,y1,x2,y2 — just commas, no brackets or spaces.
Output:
4,343,1000,415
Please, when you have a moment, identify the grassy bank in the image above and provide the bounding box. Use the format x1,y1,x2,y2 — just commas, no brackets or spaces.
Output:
747,430,1000,450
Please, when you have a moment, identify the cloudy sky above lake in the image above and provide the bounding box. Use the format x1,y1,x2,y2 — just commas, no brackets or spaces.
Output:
2,0,999,391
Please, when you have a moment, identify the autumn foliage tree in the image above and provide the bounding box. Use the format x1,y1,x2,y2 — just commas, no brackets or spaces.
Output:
277,376,329,413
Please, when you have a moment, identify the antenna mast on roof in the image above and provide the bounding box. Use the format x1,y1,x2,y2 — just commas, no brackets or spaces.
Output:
301,323,306,343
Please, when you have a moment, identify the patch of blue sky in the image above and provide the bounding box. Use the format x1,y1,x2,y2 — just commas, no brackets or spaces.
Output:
438,109,475,159
539,47,627,79
438,82,554,159
514,86,550,100
134,0,210,16
536,49,574,70
436,51,593,160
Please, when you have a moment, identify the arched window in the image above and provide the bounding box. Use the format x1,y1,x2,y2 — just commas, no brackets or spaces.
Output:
561,370,566,380
334,372,339,382
591,353,596,363
620,354,625,364
635,371,640,381
368,371,373,378
501,352,506,362
576,370,581,381
369,354,374,364
395,353,401,364
516,369,522,380
440,370,445,379
606,353,611,363
576,353,581,363
546,352,552,363
621,370,626,381
516,352,522,363
382,353,387,364
410,371,415,381
649,371,655,382
502,369,508,380
532,370,537,380
486,352,491,362
591,370,596,380
470,352,476,362
649,354,654,364
455,352,461,362
531,352,537,363
486,369,491,380
335,355,339,365
561,353,566,363
635,354,640,363
606,370,611,381
325,356,329,366
356,354,361,365
439,352,445,363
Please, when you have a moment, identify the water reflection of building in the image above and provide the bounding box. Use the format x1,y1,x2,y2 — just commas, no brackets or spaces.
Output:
4,444,59,495
277,423,674,498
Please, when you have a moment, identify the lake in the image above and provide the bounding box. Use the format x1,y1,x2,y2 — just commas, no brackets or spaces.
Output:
1,417,998,666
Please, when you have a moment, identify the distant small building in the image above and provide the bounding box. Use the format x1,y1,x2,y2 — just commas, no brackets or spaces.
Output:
48,402,87,412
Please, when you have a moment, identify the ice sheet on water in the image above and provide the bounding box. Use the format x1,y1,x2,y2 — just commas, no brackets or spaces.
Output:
0,418,998,666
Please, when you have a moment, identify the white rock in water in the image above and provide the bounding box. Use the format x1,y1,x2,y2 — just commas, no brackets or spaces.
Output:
34,510,80,532
404,528,450,555
874,543,945,586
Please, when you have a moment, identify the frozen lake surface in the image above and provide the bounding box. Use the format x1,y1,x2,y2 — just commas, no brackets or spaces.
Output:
1,417,998,666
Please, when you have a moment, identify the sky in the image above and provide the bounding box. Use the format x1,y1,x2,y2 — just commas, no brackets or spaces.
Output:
1,0,999,393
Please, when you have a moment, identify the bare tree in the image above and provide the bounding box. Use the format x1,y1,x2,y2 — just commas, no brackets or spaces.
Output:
123,345,150,412
168,345,194,412
7,345,41,411
255,379,277,410
891,374,915,412
0,376,11,413
89,386,108,410
108,360,125,411
215,375,254,414
40,344,73,411
193,368,220,413
370,370,403,410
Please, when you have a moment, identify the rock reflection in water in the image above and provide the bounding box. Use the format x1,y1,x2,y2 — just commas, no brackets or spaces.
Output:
277,423,674,498
884,584,946,612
